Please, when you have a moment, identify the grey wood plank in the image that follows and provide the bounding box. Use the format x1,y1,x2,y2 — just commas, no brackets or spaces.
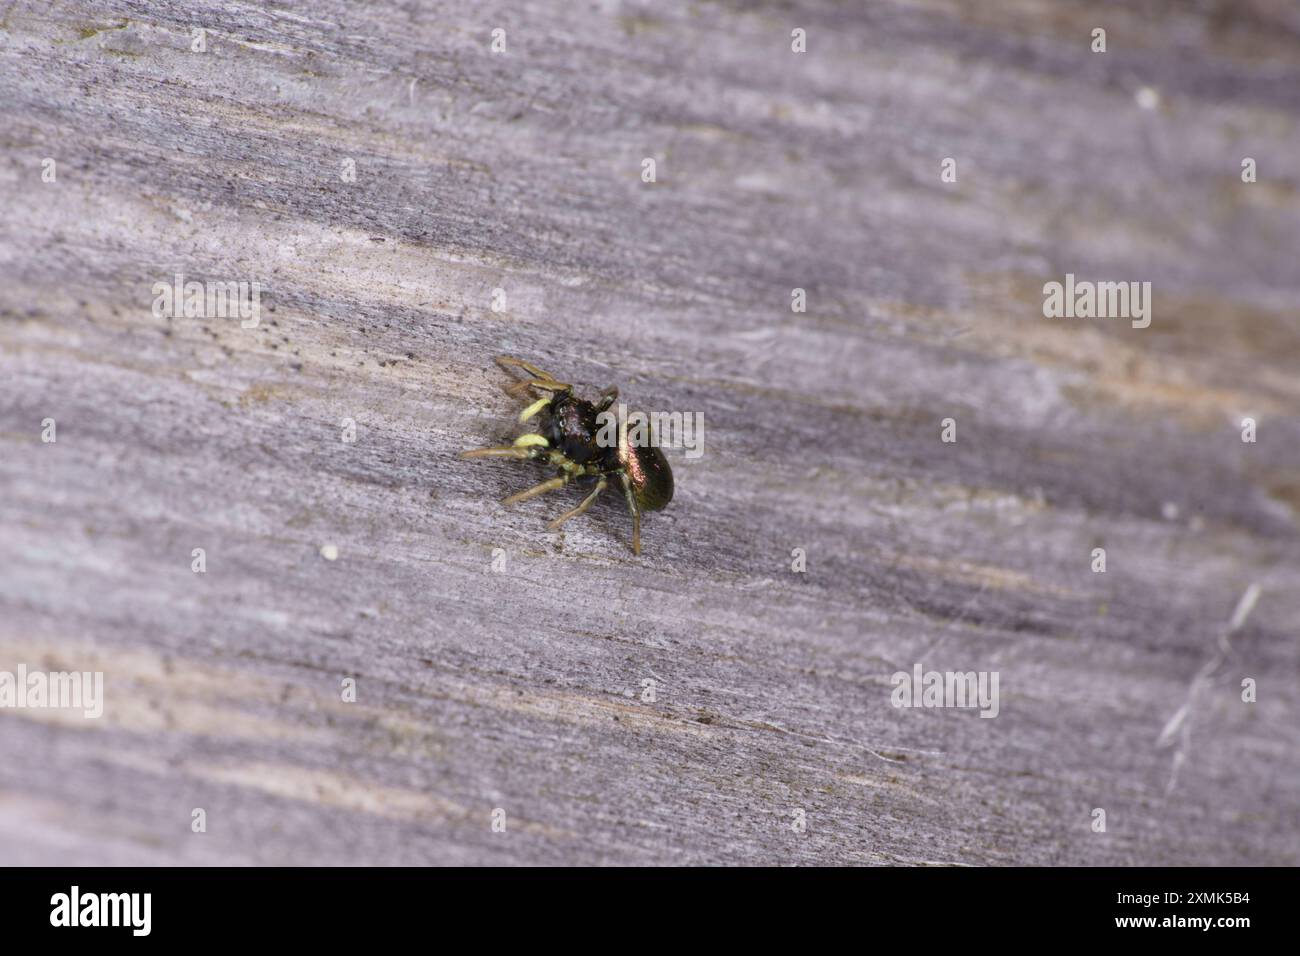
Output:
0,0,1297,865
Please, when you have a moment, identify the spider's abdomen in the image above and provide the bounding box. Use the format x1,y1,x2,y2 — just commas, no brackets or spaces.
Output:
621,443,674,511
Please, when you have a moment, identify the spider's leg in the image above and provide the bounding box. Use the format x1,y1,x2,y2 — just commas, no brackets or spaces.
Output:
548,476,607,530
503,474,569,506
507,379,569,394
461,434,549,459
617,471,642,555
594,387,619,413
461,445,538,460
504,380,571,417
506,379,569,398
504,380,540,399
496,356,568,386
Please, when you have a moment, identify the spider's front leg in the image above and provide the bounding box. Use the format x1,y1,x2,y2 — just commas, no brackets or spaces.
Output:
495,355,565,384
463,434,583,510
460,433,552,461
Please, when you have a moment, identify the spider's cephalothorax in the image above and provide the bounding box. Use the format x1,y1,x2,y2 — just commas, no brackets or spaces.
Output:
461,356,673,555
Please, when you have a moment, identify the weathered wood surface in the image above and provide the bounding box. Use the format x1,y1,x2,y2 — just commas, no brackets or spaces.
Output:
1,0,1298,866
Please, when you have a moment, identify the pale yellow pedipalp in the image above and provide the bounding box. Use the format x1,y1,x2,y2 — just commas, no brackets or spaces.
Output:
519,397,551,423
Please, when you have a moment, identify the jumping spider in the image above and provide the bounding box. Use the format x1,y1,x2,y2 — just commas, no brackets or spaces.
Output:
461,356,673,555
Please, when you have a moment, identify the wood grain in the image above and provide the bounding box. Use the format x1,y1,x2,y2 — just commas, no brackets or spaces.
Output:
1,0,1298,865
